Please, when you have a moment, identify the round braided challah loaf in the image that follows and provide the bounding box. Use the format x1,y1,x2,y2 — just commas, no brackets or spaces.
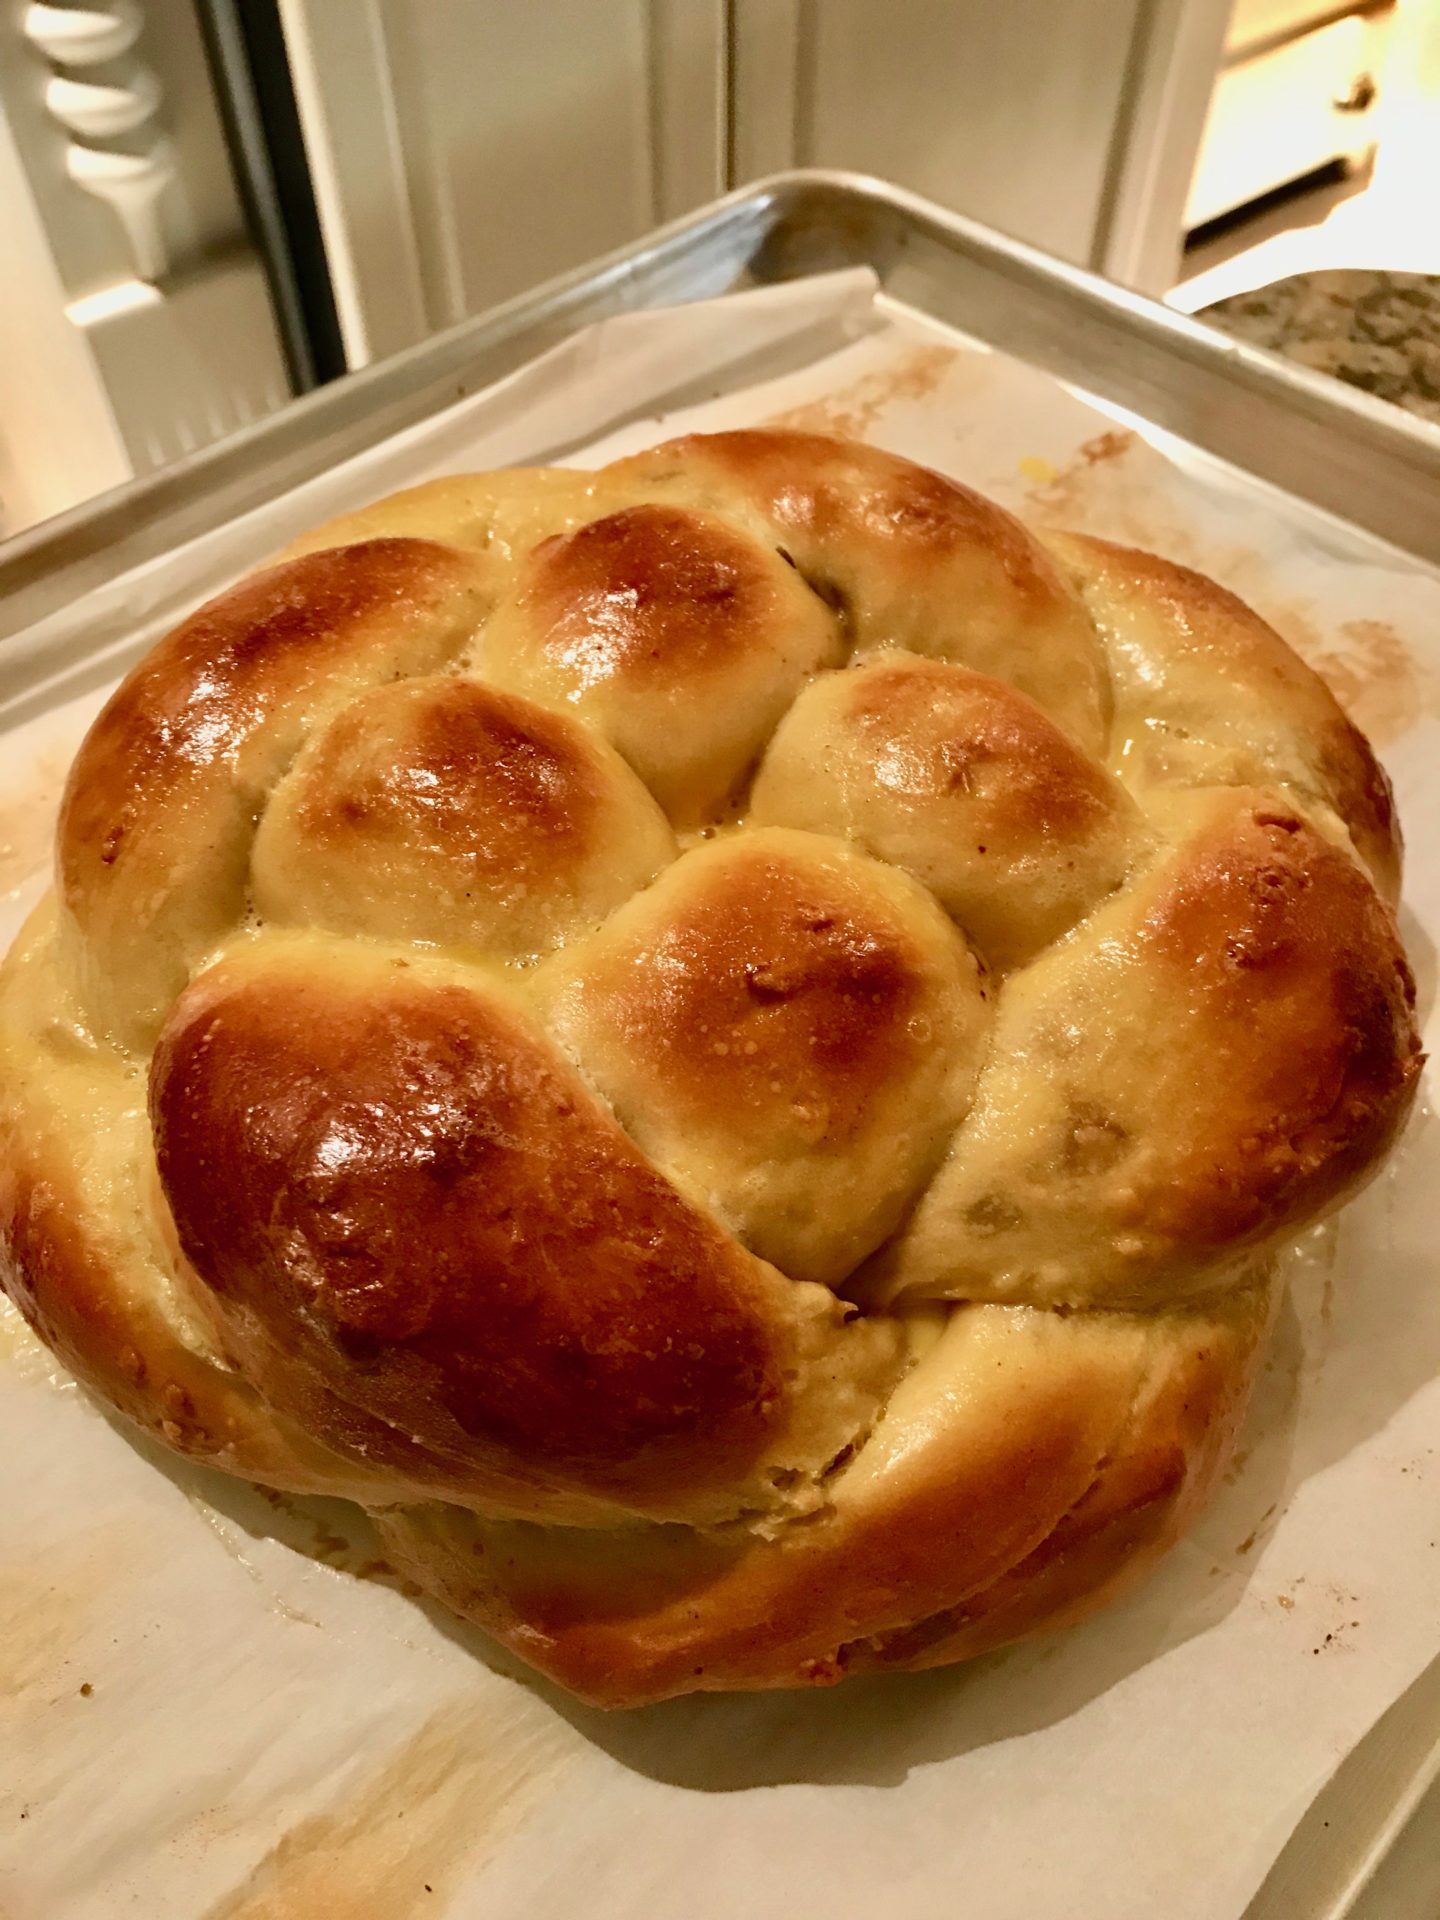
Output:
0,431,1420,1706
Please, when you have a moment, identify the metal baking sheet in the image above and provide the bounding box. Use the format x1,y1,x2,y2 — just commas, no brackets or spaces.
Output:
6,168,1440,654
2,175,1438,1920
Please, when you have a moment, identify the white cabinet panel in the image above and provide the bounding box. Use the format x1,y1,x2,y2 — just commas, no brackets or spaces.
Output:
777,0,1149,266
282,0,1214,354
651,0,726,219
379,0,657,327
285,0,726,364
277,0,431,368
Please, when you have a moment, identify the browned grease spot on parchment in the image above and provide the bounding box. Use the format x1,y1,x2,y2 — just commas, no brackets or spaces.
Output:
1308,1584,1364,1656
180,1494,328,1631
1024,429,1271,609
177,1485,432,1633
1023,429,1150,530
763,344,962,440
1260,606,1429,747
0,1520,140,1697
1235,1502,1278,1556
0,740,80,897
257,1488,364,1567
1024,432,1434,745
198,1700,576,1920
253,1489,426,1602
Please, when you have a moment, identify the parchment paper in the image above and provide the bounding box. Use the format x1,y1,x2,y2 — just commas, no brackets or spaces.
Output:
3,270,1438,1920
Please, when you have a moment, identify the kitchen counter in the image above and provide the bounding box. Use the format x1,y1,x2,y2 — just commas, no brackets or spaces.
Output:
1202,269,1440,424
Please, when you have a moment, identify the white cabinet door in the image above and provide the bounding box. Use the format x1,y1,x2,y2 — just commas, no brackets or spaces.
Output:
282,0,725,367
281,0,1224,364
732,0,1147,267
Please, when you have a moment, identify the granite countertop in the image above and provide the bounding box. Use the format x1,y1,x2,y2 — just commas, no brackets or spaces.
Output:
1202,269,1440,424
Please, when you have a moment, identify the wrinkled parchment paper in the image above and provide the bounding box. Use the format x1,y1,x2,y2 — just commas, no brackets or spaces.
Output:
3,271,1439,1920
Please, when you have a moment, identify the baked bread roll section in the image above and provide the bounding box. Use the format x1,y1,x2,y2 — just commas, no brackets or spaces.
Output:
0,430,1421,1706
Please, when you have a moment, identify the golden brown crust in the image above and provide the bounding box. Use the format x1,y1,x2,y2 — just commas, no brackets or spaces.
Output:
275,468,603,564
375,1284,1271,1706
537,829,988,1285
517,506,811,682
0,904,407,1504
612,430,1110,751
482,502,840,822
149,933,898,1522
751,653,1145,967
252,676,675,958
840,1285,1268,1677
1047,533,1403,902
59,539,490,1046
870,788,1420,1312
1137,795,1419,1243
0,429,1422,1705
